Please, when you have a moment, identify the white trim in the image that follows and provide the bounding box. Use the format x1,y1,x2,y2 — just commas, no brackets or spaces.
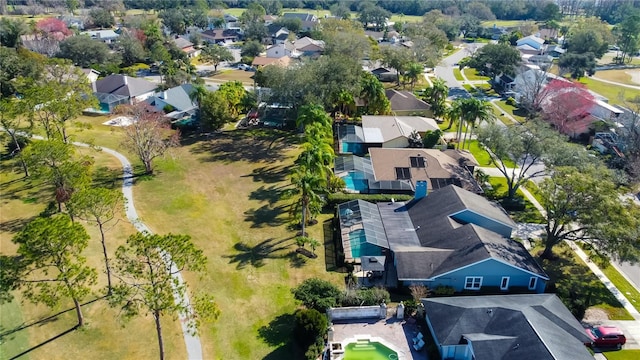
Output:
528,277,538,290
464,276,483,290
500,276,510,290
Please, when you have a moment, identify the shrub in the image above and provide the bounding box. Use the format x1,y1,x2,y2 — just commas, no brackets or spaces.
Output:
433,285,455,296
340,287,390,307
292,278,342,313
294,308,328,360
326,193,413,208
506,97,516,106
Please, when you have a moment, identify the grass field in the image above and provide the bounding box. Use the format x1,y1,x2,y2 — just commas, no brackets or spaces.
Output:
453,68,464,81
209,69,256,86
579,77,640,106
465,140,516,168
605,350,640,359
493,100,527,123
0,146,186,360
593,69,640,86
481,20,524,27
462,68,490,81
601,265,640,313
486,177,545,224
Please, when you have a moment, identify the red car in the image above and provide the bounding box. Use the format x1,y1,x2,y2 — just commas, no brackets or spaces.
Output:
585,326,626,348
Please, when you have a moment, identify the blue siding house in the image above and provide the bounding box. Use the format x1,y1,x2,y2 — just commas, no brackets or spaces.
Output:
337,184,548,293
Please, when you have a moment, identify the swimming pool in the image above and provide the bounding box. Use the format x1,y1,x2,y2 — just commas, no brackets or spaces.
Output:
341,142,364,155
343,339,398,360
342,172,368,192
348,229,381,258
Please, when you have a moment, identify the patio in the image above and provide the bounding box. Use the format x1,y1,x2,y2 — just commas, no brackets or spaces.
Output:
329,317,429,360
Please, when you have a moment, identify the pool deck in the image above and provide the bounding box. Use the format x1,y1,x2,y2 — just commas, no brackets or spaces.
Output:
330,317,429,360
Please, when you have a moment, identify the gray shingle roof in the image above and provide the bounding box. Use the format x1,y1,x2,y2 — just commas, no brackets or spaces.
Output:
422,294,593,360
394,185,546,280
385,89,430,112
95,75,157,98
148,84,196,112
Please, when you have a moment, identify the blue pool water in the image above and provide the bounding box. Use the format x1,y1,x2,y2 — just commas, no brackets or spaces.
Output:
342,172,368,192
348,229,382,258
342,142,364,155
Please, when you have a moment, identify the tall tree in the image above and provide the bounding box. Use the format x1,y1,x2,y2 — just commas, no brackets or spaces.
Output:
0,18,28,47
477,120,593,200
200,44,234,72
19,59,98,142
118,103,179,174
22,140,93,212
6,215,97,327
359,72,391,115
69,188,122,295
557,52,597,79
0,47,44,97
541,79,595,135
240,39,264,58
89,8,116,29
468,43,521,78
216,81,247,118
422,77,448,121
566,17,614,59
239,2,267,41
404,62,423,90
450,97,494,149
0,98,30,176
613,9,640,64
116,30,146,66
57,35,115,68
538,165,640,261
358,3,390,31
110,233,220,360
199,90,235,130
381,46,413,85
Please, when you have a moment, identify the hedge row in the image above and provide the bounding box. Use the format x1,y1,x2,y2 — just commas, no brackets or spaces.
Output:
326,193,413,208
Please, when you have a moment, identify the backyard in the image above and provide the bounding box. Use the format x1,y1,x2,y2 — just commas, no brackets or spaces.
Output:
0,121,343,359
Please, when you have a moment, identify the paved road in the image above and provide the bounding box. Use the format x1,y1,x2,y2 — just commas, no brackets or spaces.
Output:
435,46,472,99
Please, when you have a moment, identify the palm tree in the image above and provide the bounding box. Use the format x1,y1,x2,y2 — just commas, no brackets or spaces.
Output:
296,104,332,134
360,73,390,115
188,84,208,107
404,62,423,90
423,78,449,121
295,139,335,179
290,166,326,237
452,98,495,149
448,99,464,144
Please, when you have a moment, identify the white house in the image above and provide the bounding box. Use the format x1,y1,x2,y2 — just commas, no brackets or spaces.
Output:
516,35,545,51
81,29,119,44
266,42,300,58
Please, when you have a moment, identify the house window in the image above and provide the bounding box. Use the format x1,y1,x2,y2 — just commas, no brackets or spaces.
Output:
500,277,510,290
464,276,482,290
528,277,537,290
395,167,411,180
410,156,425,168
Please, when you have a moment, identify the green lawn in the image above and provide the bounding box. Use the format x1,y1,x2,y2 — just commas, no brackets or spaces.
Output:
579,77,640,106
533,244,633,320
463,68,490,81
389,14,423,23
493,100,527,124
605,350,640,360
601,264,640,313
486,177,546,224
466,140,516,168
481,20,524,27
490,103,516,126
453,68,464,81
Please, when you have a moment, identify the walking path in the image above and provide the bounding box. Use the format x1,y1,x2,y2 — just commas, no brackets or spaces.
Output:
29,135,204,360
590,76,640,90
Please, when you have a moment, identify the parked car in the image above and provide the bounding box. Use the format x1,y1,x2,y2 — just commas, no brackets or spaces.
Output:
585,326,626,348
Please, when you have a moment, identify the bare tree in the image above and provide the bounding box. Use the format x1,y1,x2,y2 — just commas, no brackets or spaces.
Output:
118,103,179,175
514,67,554,116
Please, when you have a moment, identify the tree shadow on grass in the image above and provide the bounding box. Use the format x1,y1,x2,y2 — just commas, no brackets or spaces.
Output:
248,184,290,205
188,129,299,164
0,217,36,234
244,204,288,228
242,164,293,184
287,251,308,268
259,313,306,360
223,238,293,269
7,326,77,360
323,218,338,272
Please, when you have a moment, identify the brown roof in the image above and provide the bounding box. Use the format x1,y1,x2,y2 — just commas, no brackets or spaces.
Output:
369,148,481,193
251,56,292,67
385,89,430,112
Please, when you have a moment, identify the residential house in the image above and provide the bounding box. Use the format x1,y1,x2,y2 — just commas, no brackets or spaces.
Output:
93,74,157,113
81,29,119,44
282,13,319,31
223,13,239,30
489,25,508,40
266,42,300,58
58,15,84,30
337,184,549,291
528,54,554,67
272,27,290,45
172,36,200,58
251,55,292,68
82,68,100,83
293,36,325,57
263,15,277,25
335,148,480,194
371,67,397,82
385,89,431,116
545,45,565,58
494,73,516,91
516,35,545,52
423,294,593,360
145,84,198,121
200,29,240,44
